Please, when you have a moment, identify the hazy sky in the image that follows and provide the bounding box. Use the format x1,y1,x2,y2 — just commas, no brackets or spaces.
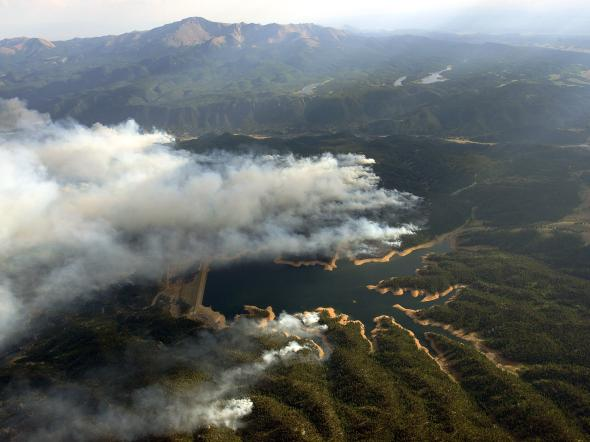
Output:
0,0,589,40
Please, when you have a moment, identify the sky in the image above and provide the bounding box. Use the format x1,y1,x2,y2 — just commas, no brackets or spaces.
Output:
0,0,589,40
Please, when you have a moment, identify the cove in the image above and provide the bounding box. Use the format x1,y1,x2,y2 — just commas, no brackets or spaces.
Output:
204,241,452,341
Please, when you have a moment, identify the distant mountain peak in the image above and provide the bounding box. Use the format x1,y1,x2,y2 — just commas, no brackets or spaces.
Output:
0,37,55,55
158,18,217,47
0,17,348,57
144,17,346,49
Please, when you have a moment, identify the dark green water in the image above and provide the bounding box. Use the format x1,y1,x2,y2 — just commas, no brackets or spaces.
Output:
204,241,453,343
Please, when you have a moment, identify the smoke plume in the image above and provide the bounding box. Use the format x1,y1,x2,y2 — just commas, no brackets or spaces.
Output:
0,98,419,345
5,311,329,441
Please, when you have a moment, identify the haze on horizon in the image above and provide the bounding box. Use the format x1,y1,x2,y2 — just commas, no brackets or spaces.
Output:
1,0,590,40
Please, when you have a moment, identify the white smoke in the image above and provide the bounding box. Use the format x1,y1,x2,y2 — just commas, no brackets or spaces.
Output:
265,311,328,335
0,98,419,345
10,312,327,441
0,97,50,131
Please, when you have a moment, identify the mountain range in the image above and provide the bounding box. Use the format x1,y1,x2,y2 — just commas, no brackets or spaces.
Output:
0,17,347,58
5,14,590,442
1,17,590,139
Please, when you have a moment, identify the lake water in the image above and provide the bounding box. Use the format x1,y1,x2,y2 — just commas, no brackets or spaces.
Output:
419,66,453,84
204,241,453,343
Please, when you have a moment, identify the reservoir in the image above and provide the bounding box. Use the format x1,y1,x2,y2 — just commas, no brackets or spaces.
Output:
204,241,452,342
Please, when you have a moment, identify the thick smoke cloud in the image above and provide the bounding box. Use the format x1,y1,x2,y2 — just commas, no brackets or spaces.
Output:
5,312,329,441
0,98,419,345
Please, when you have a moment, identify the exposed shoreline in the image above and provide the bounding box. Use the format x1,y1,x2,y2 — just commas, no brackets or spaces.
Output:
352,239,439,266
353,226,461,267
274,223,461,272
372,315,430,355
423,333,458,380
237,305,328,359
274,255,338,271
393,305,523,373
317,307,374,353
366,284,466,303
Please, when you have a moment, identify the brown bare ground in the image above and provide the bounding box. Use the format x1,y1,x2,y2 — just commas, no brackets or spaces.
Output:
274,255,338,271
316,307,374,353
371,315,431,355
366,284,466,303
393,305,523,374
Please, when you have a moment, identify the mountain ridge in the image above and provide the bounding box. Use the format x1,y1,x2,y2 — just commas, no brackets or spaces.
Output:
2,16,590,139
0,17,348,56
